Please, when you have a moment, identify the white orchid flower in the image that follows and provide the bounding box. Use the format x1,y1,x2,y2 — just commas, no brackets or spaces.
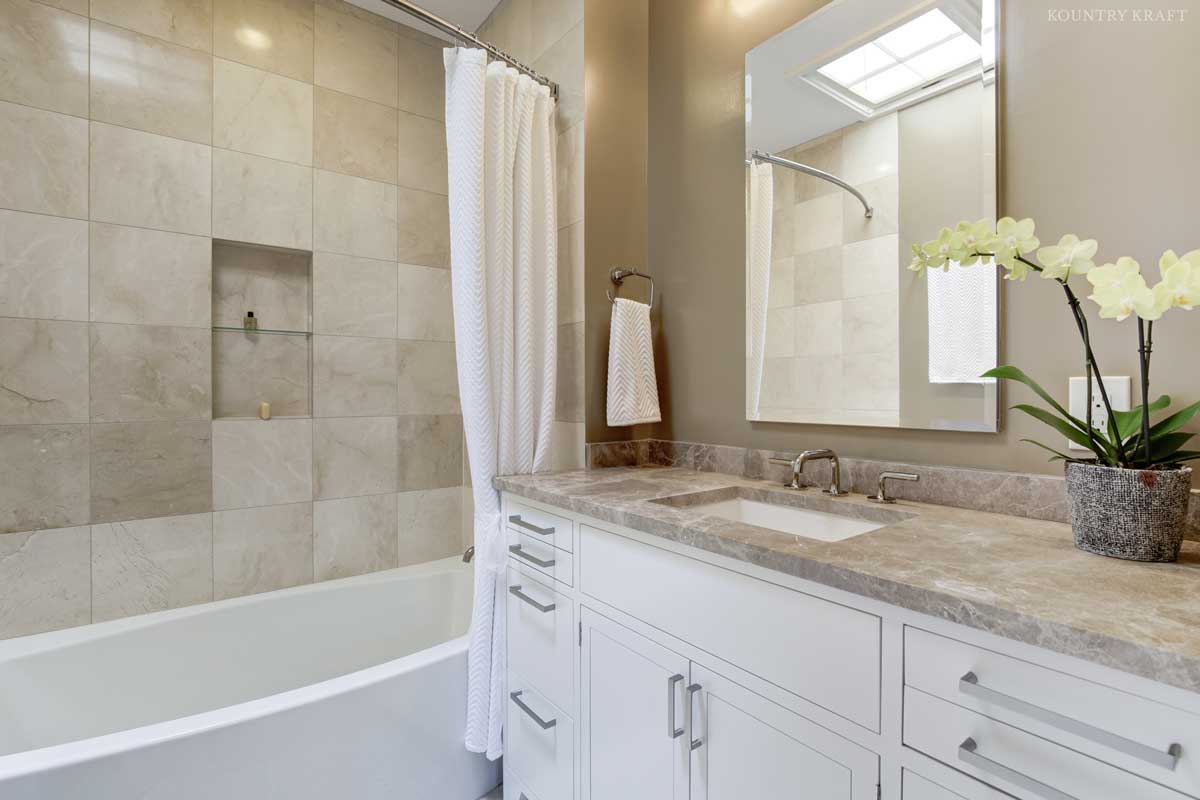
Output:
991,217,1040,279
1037,234,1098,281
1087,257,1165,321
920,227,964,271
953,218,993,266
1154,249,1200,310
907,243,929,273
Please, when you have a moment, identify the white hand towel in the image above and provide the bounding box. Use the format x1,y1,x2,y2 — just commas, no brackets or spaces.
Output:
606,298,661,426
927,259,997,384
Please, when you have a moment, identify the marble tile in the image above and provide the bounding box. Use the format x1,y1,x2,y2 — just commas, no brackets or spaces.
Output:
212,329,310,418
314,3,398,107
315,88,398,184
396,187,450,269
212,417,312,510
396,414,462,491
557,220,584,324
793,246,843,306
396,110,447,194
90,122,211,236
31,0,87,13
842,292,898,355
476,0,530,64
842,235,899,298
314,169,398,261
0,0,89,116
212,240,310,331
315,0,397,32
312,335,398,417
764,307,795,359
314,493,397,579
396,486,461,565
556,121,584,226
313,416,397,499
395,36,444,120
555,321,584,423
533,21,582,130
793,194,843,256
0,526,90,639
89,0,213,52
90,420,212,523
395,264,452,342
794,356,843,409
90,223,212,328
91,513,213,622
842,352,899,412
89,323,211,422
794,300,843,357
758,356,799,411
841,113,898,185
531,0,582,63
89,21,213,145
213,149,314,250
786,134,842,203
552,420,585,471
213,0,314,82
213,58,313,165
0,101,87,219
0,424,89,534
843,174,898,244
0,318,88,424
767,257,794,309
0,210,88,321
312,251,397,338
213,502,313,598
396,340,459,415
771,205,794,262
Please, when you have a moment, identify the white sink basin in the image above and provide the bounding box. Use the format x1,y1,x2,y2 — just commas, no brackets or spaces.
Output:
690,497,884,542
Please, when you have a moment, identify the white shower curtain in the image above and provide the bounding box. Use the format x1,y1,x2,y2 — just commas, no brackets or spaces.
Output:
746,162,773,417
444,48,557,760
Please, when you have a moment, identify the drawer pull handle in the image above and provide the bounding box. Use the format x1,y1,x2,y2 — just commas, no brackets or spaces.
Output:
686,683,704,751
509,514,555,536
959,737,1076,800
667,674,684,739
959,672,1181,771
509,584,555,613
510,690,557,730
509,544,556,568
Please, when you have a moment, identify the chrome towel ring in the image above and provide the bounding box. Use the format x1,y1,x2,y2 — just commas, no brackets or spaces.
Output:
607,267,655,306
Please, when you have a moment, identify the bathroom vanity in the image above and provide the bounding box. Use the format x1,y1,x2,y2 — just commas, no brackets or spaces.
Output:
495,467,1200,800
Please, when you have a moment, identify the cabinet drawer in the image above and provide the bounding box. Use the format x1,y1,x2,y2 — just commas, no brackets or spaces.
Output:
507,677,574,800
902,769,1007,800
579,525,881,731
502,770,543,800
905,627,1197,796
508,528,574,587
507,566,574,712
904,688,1190,800
507,500,573,553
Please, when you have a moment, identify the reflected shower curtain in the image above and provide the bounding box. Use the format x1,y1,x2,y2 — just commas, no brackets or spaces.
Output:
746,162,773,417
444,48,557,759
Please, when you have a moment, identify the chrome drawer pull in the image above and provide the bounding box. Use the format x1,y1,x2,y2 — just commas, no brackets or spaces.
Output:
509,584,555,613
959,738,1076,800
667,674,684,739
959,671,1181,771
510,690,557,730
509,544,556,568
509,514,555,536
686,683,704,751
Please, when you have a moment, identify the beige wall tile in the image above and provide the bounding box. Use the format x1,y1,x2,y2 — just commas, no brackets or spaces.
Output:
767,257,794,309
213,149,314,250
314,169,397,260
312,251,397,337
396,187,449,268
89,0,213,53
213,502,312,598
550,420,585,470
213,0,314,82
90,122,211,236
312,335,398,417
0,526,90,639
212,417,312,509
89,21,213,145
33,0,87,15
793,193,843,255
794,301,842,357
212,330,310,418
477,0,530,63
396,110,446,194
212,240,310,331
841,234,899,298
556,120,583,226
533,21,582,130
0,101,87,218
0,318,88,424
314,3,398,107
91,420,213,523
842,352,899,412
313,416,397,499
213,58,313,165
314,492,397,579
555,321,583,422
788,136,842,203
842,113,898,185
396,263,453,341
0,424,89,533
89,323,211,422
0,0,89,116
315,88,398,184
91,513,213,621
794,246,842,306
764,306,794,359
531,0,582,62
843,175,898,244
842,293,898,356
0,210,88,321
396,486,460,565
395,36,444,120
396,340,459,415
557,220,583,324
90,223,212,327
396,413,462,491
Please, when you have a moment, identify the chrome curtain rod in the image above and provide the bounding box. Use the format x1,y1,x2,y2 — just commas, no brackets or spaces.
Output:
748,149,873,218
377,0,558,98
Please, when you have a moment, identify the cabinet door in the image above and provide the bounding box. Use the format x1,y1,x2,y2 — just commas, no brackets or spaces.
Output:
580,608,690,800
689,663,879,800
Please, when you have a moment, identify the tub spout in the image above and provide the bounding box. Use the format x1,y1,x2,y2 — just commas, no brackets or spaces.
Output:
462,546,475,563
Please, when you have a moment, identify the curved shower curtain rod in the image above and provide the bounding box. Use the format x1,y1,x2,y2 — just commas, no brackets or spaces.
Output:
748,149,874,219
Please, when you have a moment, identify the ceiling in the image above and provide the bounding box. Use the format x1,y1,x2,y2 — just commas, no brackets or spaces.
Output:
347,0,503,42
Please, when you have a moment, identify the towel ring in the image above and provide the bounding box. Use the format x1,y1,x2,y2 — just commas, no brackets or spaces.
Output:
607,268,654,307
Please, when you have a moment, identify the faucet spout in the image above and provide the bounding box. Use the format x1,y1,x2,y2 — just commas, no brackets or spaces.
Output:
767,448,843,495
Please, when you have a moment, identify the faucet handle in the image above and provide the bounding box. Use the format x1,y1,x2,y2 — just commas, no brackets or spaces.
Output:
868,471,919,504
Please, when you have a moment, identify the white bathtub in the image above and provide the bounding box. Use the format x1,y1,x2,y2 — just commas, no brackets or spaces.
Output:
0,557,500,799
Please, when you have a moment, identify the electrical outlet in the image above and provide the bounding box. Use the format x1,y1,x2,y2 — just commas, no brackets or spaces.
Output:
1068,376,1131,450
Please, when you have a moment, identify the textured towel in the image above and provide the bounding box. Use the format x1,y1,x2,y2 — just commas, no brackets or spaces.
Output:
607,298,661,426
927,259,997,384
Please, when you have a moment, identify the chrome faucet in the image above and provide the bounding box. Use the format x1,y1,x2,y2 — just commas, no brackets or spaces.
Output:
867,471,919,503
768,449,844,495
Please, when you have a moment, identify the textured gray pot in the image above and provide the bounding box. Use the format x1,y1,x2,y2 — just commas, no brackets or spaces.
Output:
1064,462,1192,562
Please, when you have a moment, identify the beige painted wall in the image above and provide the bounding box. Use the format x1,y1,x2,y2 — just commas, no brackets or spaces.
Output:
645,0,1200,476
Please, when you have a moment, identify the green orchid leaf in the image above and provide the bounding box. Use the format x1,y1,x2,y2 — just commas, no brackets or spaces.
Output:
1012,404,1112,457
1149,400,1200,440
985,366,1094,436
1150,432,1195,462
1112,395,1171,441
1163,450,1200,463
1020,438,1076,462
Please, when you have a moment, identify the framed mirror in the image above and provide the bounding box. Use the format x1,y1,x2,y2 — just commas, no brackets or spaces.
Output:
745,0,998,431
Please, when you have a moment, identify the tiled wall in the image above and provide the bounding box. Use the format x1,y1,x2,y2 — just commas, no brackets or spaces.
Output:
0,0,468,638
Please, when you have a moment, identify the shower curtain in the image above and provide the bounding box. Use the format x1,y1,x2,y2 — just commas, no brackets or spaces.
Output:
444,48,557,759
746,162,774,418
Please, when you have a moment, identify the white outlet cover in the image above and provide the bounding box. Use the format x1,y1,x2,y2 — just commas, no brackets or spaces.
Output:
1067,376,1131,450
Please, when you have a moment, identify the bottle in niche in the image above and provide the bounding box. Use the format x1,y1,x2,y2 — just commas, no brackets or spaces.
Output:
244,311,258,331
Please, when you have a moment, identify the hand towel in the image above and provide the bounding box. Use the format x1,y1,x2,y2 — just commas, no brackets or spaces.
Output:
606,298,661,426
927,259,997,384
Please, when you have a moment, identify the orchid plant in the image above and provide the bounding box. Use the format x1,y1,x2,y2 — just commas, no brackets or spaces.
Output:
909,218,1200,469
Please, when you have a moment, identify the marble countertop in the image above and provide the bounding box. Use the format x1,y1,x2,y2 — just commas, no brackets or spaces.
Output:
495,466,1200,694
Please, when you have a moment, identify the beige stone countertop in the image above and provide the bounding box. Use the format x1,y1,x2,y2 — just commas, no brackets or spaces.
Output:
495,466,1200,694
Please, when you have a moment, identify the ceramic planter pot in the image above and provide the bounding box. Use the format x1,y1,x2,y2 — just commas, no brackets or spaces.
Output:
1064,462,1192,562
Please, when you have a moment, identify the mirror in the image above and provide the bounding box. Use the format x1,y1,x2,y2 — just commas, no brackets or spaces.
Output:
745,0,998,431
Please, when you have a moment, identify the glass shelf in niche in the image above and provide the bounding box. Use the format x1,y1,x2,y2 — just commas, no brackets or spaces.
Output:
211,326,312,337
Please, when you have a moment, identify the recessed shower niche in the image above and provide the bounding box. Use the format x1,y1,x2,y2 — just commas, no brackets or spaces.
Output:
211,240,313,419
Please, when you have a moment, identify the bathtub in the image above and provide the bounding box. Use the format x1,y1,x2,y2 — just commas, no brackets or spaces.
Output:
0,557,500,799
